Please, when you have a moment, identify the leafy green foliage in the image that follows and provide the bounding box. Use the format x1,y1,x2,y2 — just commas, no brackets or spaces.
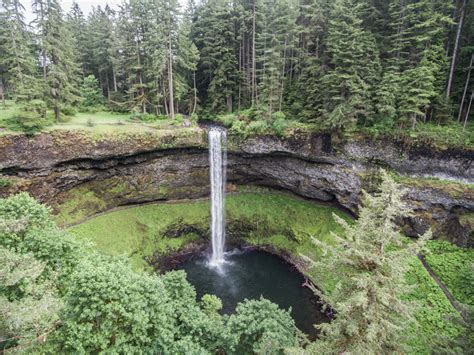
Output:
0,193,301,353
0,247,63,352
404,257,463,353
425,241,474,305
226,298,300,354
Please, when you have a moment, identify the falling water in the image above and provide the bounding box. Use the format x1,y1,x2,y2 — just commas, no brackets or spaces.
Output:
208,127,227,266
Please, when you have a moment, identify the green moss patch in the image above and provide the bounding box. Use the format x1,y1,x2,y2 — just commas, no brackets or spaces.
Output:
68,192,348,272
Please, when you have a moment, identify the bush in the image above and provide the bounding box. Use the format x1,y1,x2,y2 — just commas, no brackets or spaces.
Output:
129,112,161,122
60,105,77,116
247,120,269,135
5,111,51,135
107,92,129,113
272,112,288,136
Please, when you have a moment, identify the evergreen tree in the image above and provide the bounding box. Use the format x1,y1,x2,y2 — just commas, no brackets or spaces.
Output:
33,0,81,120
295,0,331,122
0,0,40,102
304,171,431,354
322,0,381,129
175,6,200,115
193,0,240,113
66,2,89,79
256,0,297,117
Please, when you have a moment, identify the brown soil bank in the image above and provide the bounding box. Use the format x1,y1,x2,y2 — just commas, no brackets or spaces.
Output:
0,128,472,246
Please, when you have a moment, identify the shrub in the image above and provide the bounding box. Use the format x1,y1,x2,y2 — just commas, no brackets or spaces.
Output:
60,105,77,116
247,120,269,135
129,112,160,122
0,177,13,188
229,119,247,136
272,113,288,137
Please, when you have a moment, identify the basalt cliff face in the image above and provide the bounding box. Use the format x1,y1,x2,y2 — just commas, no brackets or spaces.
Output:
0,128,472,246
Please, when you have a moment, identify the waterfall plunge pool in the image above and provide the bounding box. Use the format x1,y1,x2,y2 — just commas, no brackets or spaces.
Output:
177,250,330,339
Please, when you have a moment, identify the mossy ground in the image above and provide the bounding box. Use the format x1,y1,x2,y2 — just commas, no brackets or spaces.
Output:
68,192,349,272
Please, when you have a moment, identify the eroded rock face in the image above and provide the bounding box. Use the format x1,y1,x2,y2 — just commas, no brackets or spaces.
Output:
0,129,472,246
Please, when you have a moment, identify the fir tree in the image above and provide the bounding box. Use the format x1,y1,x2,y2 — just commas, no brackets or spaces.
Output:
322,0,381,129
33,0,81,120
0,0,40,102
305,170,432,354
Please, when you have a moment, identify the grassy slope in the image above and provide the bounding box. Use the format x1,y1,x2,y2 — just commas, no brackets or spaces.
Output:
425,241,474,306
69,192,462,352
0,100,194,135
68,192,349,273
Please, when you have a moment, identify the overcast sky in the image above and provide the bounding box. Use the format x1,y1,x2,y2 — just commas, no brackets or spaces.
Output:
24,0,188,22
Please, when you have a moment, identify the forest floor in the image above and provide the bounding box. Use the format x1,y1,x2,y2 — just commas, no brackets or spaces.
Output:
67,191,470,353
0,100,195,135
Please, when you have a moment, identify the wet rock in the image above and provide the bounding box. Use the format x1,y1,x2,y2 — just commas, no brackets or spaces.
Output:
0,129,472,246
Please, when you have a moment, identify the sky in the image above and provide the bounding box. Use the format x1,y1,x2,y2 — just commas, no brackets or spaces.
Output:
24,1,121,22
24,0,188,22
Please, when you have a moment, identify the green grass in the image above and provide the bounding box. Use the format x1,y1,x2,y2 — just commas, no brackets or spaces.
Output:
68,192,349,273
390,172,474,200
424,240,474,306
0,100,17,123
0,101,197,135
354,121,474,150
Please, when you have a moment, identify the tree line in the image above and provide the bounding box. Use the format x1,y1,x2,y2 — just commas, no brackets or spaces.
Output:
0,0,473,130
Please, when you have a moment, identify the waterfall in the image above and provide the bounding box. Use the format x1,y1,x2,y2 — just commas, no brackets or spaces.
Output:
208,127,227,265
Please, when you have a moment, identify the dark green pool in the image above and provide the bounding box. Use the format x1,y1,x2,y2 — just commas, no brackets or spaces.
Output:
178,250,329,338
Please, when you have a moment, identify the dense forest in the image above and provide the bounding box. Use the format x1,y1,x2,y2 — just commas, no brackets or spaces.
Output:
0,0,473,131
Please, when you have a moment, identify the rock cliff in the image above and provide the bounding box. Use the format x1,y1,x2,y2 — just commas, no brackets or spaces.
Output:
0,128,472,246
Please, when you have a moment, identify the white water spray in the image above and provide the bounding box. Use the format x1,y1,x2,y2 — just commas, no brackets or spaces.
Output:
208,127,227,265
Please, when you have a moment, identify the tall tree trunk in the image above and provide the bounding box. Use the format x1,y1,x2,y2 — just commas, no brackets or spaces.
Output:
279,37,288,112
192,71,197,115
168,33,175,119
0,78,5,107
251,0,257,106
162,81,169,116
463,92,473,131
106,71,110,100
446,0,466,99
112,67,117,92
457,54,473,121
227,95,232,113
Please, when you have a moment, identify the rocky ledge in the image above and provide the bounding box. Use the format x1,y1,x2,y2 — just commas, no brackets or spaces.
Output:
0,128,472,246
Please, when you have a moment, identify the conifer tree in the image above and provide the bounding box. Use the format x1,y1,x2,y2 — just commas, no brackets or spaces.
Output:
0,0,40,102
33,0,81,120
194,0,239,113
305,171,431,354
66,2,89,79
296,0,331,122
322,0,381,129
257,0,297,117
175,5,200,115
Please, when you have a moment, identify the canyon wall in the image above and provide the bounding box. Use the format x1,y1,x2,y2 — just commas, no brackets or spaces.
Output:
0,128,472,246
